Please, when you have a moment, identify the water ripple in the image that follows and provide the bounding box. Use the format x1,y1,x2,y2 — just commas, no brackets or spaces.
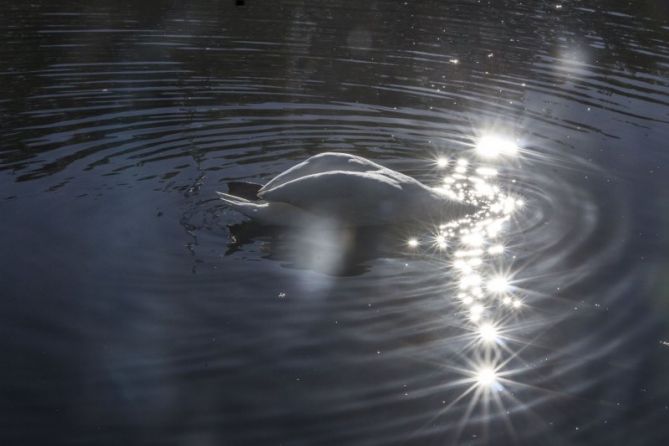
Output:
1,1,668,445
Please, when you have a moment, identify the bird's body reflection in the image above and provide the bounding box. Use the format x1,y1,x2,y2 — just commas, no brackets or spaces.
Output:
226,220,404,276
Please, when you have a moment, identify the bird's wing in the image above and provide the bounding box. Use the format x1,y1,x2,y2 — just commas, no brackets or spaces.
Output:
258,170,407,219
259,152,384,193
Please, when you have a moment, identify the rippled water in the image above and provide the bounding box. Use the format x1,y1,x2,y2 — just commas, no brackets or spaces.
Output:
2,1,669,444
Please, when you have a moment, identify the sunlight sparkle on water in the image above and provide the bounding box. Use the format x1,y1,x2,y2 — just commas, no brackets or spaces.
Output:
413,141,528,415
470,304,485,321
476,367,498,387
475,166,498,177
434,234,447,249
460,273,482,289
461,232,485,247
488,276,510,294
475,135,519,159
478,323,499,343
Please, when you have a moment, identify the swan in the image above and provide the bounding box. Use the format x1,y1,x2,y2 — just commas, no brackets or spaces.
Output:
217,152,477,226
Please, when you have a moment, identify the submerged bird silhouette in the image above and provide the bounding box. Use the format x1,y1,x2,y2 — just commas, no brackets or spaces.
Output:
218,152,477,226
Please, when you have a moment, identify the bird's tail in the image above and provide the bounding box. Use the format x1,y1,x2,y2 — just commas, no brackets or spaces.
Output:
226,181,262,200
216,191,268,219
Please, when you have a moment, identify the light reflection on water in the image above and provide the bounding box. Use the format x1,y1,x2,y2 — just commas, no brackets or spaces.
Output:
1,0,669,445
402,135,528,436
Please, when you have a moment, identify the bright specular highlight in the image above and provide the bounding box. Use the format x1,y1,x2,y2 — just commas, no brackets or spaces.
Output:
412,146,527,419
476,367,498,387
475,135,519,158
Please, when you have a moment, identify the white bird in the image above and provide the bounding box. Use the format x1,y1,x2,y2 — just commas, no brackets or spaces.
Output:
217,152,477,226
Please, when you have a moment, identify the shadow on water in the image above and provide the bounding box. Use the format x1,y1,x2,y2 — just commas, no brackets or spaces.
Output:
225,221,402,276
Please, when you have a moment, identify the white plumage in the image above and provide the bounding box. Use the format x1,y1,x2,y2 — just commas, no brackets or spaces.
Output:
218,152,476,226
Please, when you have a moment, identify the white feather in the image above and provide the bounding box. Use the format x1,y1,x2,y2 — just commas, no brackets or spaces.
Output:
218,153,476,226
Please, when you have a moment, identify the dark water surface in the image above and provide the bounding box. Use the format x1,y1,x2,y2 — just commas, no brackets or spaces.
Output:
2,1,669,445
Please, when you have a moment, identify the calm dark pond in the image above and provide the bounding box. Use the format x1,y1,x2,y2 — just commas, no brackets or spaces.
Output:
2,1,669,445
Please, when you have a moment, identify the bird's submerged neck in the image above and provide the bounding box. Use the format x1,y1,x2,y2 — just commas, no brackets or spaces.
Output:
421,186,479,220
